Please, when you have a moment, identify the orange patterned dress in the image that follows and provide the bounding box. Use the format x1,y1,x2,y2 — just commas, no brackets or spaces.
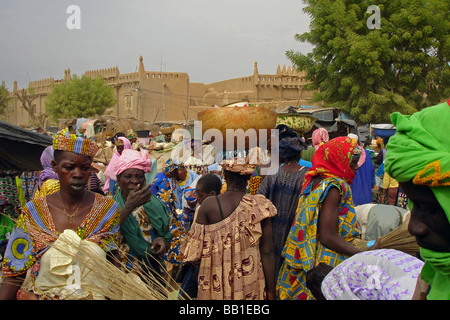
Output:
181,194,277,300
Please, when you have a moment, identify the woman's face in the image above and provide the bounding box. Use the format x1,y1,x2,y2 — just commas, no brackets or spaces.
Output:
117,144,125,155
164,169,176,179
399,181,450,253
176,168,187,181
52,151,91,195
117,168,146,199
195,185,215,205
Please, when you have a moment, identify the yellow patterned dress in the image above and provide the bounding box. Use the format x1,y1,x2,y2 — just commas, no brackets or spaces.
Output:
276,177,361,300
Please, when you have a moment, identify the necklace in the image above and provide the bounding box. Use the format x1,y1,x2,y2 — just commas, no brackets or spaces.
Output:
58,191,86,223
226,189,245,192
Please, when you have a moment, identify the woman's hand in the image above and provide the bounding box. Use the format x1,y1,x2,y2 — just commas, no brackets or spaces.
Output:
367,237,381,251
151,237,168,257
119,184,152,225
126,184,152,209
186,199,197,209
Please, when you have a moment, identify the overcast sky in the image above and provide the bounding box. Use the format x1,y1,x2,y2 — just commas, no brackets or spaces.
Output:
0,0,313,89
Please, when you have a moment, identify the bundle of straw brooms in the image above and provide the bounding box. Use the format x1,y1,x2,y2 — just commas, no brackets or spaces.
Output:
2,214,189,300
352,214,420,256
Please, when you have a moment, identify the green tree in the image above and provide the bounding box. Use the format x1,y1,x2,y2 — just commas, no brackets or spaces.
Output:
0,82,11,119
287,0,449,123
45,75,116,122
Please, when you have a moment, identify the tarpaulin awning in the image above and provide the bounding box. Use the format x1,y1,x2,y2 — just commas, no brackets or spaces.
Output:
0,120,53,171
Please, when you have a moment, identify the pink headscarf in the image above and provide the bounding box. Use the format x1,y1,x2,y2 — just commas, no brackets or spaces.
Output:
113,149,152,177
312,128,329,150
103,137,132,193
104,137,132,178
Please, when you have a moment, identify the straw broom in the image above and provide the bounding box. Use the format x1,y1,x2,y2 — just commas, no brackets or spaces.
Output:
51,235,190,300
352,213,420,255
2,213,190,300
68,242,184,300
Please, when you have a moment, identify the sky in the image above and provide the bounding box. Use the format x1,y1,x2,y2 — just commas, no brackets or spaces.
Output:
0,0,313,90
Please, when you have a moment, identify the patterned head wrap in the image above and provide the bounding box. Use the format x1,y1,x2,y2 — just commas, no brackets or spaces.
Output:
126,129,137,141
384,100,450,300
312,128,329,150
162,158,184,175
115,139,124,147
115,136,132,150
302,136,358,192
52,128,99,159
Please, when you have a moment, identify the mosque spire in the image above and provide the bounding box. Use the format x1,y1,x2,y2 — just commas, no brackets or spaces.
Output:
253,61,259,75
138,55,145,75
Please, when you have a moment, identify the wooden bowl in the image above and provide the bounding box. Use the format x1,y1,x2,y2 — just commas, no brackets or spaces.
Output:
160,126,175,135
198,105,278,150
276,113,317,133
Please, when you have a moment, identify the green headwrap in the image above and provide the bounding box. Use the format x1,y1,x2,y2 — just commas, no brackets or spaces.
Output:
384,99,450,300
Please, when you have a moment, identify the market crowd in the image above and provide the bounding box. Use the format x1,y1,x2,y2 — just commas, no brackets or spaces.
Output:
0,99,449,300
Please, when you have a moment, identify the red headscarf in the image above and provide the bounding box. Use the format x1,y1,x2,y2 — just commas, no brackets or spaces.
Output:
302,136,358,192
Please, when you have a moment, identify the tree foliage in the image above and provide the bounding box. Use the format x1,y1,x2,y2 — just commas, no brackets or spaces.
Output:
288,0,449,123
45,75,116,122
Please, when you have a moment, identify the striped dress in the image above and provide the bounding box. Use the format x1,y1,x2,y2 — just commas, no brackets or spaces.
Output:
1,193,120,298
